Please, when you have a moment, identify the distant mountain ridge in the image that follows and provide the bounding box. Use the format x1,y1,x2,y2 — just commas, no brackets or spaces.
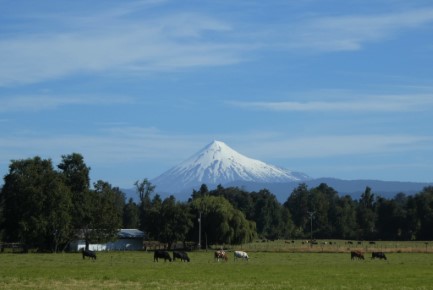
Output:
227,178,433,202
133,140,433,201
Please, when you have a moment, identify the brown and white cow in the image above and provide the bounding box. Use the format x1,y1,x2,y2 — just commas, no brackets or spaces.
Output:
214,250,228,262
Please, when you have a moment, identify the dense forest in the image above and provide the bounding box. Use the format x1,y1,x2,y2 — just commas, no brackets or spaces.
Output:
1,153,432,252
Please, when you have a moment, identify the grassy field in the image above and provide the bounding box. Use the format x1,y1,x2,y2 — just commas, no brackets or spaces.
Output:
1,249,433,289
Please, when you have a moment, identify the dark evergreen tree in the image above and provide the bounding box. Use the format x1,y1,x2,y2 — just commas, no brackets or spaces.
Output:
356,186,377,240
190,184,209,200
209,186,254,220
123,198,140,228
334,195,357,239
404,195,420,240
413,187,433,240
375,197,403,240
284,183,310,237
251,189,289,240
390,193,408,240
146,194,162,240
134,178,155,233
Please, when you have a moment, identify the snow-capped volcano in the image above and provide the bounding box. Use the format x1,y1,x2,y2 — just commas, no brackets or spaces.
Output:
151,140,310,195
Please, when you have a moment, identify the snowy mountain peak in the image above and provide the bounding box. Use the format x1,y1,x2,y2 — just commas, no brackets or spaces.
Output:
151,140,310,195
191,140,256,171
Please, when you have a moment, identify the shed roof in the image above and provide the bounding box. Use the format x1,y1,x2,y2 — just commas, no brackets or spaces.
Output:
118,229,145,239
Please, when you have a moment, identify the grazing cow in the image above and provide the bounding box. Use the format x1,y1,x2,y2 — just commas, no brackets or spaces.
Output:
351,251,364,260
173,251,190,262
81,249,97,260
154,250,172,262
214,250,228,262
234,250,249,261
371,252,387,260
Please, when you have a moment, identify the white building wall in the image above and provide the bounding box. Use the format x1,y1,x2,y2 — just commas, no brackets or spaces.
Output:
69,239,143,251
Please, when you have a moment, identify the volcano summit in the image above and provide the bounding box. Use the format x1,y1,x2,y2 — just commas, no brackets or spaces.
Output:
151,140,310,197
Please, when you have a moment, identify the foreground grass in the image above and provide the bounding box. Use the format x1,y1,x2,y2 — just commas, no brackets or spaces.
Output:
1,251,432,289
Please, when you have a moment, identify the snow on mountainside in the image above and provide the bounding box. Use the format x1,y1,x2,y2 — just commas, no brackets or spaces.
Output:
151,140,310,195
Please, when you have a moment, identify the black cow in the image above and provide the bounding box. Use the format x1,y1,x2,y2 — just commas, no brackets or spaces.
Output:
154,250,172,262
350,251,364,260
82,249,97,260
173,251,190,262
371,252,387,260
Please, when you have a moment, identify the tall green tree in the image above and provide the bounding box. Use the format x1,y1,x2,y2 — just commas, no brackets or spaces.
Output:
391,193,409,240
90,180,124,243
205,185,254,218
134,178,155,232
334,195,357,239
284,183,310,237
1,157,72,251
157,196,193,249
134,178,155,201
308,183,339,238
0,185,4,241
123,198,139,228
413,187,433,240
57,153,92,234
356,186,377,240
57,153,90,193
251,189,290,240
375,197,403,240
145,194,163,240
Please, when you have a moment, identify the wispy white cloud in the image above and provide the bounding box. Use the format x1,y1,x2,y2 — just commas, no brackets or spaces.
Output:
244,134,432,159
288,8,433,51
1,125,430,165
0,95,134,112
228,94,433,112
0,6,244,86
2,2,433,86
0,127,202,168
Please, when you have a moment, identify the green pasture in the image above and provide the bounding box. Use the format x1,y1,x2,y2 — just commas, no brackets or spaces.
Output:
1,250,433,289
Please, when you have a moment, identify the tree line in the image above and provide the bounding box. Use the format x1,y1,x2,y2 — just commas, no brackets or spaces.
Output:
1,153,432,252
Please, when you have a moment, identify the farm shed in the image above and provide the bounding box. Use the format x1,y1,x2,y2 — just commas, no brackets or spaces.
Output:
68,229,145,252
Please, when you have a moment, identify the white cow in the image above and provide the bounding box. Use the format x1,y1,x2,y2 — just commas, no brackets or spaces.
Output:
234,250,249,261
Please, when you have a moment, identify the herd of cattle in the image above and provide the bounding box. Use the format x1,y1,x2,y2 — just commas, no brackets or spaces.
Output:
81,248,250,262
153,249,250,262
351,250,387,260
82,248,387,262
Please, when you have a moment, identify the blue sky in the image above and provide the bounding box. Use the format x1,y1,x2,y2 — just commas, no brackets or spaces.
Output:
1,0,433,189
